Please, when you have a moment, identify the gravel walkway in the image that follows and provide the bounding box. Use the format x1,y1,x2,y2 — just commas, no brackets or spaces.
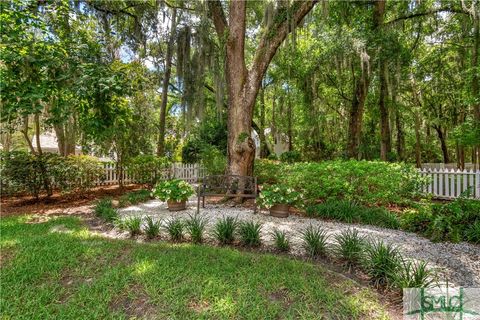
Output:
118,199,480,288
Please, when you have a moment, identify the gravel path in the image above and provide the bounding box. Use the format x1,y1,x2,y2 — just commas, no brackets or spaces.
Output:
118,199,480,287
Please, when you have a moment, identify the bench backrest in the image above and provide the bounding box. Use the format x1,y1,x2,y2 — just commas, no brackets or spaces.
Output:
199,175,257,197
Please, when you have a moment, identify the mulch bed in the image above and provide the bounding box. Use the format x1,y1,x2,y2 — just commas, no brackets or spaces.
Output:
0,184,144,217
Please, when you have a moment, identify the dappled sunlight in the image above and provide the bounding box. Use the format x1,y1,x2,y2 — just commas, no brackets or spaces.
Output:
212,296,236,315
132,259,156,276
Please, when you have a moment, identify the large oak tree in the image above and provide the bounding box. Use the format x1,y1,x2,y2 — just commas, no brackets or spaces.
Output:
208,0,317,177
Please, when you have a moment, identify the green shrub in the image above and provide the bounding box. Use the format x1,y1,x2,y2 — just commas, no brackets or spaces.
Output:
0,151,104,197
306,200,400,229
271,229,290,252
185,214,208,244
301,225,329,257
400,207,433,233
127,155,170,186
181,139,203,164
400,198,479,244
213,216,238,245
465,221,480,244
238,221,262,247
144,216,161,239
254,159,283,184
282,160,426,205
391,259,436,288
94,198,118,222
124,216,142,237
164,217,184,242
0,151,47,198
199,145,226,175
57,155,104,192
280,150,302,163
362,240,402,287
118,189,152,207
333,229,365,267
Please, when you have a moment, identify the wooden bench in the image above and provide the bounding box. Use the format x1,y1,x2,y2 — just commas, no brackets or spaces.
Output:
197,175,258,213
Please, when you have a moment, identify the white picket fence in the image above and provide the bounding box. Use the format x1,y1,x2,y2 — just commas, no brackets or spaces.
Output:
96,162,480,200
96,162,205,186
418,168,480,199
422,163,478,170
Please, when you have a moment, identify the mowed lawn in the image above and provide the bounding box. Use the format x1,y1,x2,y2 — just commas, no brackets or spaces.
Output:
0,216,390,319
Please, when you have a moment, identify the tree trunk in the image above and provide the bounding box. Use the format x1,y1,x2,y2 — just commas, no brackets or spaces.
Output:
434,126,449,164
53,124,66,156
34,113,42,155
157,8,177,157
472,16,479,169
395,110,404,161
21,115,36,154
379,61,391,161
258,87,269,158
347,69,370,159
208,0,316,177
414,110,422,168
287,92,293,151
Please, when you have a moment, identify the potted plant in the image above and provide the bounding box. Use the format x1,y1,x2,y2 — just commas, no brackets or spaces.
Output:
152,179,195,211
258,184,303,218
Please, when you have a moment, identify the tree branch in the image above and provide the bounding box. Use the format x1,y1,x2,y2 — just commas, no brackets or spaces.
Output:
247,0,318,103
208,0,227,38
385,6,468,25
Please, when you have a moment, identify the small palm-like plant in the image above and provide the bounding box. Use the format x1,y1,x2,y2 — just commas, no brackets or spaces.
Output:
124,216,142,237
391,259,436,289
362,240,402,287
94,198,118,222
213,216,238,245
164,217,184,242
238,221,262,247
301,225,329,257
333,229,365,268
271,229,290,252
144,216,161,239
185,214,208,244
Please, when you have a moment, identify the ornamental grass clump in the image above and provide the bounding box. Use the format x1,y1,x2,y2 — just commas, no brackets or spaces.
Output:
271,229,290,252
362,240,402,287
238,221,262,247
152,179,195,202
94,198,118,223
124,216,142,237
213,216,238,245
301,225,330,257
164,217,184,242
258,184,303,209
333,229,365,268
185,214,208,244
144,216,161,239
391,259,436,289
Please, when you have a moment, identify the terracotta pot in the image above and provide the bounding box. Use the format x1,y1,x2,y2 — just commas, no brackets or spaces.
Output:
167,200,187,211
269,204,290,218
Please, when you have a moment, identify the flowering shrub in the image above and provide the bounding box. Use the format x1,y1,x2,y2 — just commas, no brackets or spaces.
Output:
152,179,195,202
258,184,303,209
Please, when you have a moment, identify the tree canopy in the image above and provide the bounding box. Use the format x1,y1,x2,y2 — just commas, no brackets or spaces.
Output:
1,0,479,170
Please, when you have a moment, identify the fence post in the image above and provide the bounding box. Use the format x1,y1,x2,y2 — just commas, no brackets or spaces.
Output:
476,170,480,198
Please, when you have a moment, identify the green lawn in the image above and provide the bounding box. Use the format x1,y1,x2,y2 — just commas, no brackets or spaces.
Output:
0,215,391,319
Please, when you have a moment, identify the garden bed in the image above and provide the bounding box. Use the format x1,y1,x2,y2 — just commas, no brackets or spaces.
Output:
117,199,480,288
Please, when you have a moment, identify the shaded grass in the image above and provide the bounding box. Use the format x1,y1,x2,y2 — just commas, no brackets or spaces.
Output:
0,215,390,319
